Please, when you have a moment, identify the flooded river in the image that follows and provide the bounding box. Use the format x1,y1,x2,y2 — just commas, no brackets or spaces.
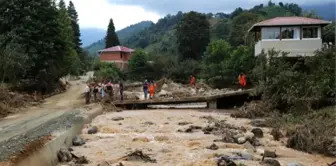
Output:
70,109,334,166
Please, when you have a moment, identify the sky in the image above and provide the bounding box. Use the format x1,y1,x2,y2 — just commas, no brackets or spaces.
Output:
67,0,333,30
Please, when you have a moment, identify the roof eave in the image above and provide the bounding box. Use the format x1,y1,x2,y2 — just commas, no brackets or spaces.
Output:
248,22,332,32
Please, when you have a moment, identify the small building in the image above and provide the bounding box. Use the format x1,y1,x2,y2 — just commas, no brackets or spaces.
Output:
97,45,135,70
248,17,331,57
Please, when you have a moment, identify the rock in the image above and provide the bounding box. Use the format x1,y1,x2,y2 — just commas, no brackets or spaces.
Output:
158,90,172,97
263,150,277,158
178,122,192,126
237,137,246,144
143,121,154,125
251,128,263,138
88,126,98,134
217,156,237,166
287,162,304,166
244,141,256,152
206,143,219,150
202,126,214,134
251,119,267,127
233,133,244,140
250,137,262,146
112,117,124,121
161,84,168,90
72,136,85,146
57,147,72,162
244,131,255,141
75,156,89,164
260,159,281,166
271,128,283,141
240,152,253,160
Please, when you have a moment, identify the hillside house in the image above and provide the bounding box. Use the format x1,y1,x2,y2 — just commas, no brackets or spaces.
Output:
248,17,331,57
97,46,135,70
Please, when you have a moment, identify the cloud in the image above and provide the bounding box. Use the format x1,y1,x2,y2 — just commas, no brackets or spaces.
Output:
64,0,161,30
109,0,334,15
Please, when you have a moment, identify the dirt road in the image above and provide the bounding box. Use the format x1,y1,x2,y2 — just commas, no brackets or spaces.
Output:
70,109,334,166
0,72,95,162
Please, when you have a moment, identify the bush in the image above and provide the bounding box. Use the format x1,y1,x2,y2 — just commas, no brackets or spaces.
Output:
201,40,255,88
94,62,123,82
252,47,335,111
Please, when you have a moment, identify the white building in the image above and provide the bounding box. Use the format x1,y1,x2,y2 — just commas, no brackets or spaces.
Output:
248,17,331,57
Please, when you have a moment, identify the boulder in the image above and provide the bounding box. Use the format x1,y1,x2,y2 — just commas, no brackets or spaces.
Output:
57,147,72,162
244,131,255,141
250,119,267,127
88,126,98,134
251,128,263,138
112,117,124,121
72,136,85,146
217,156,237,166
237,137,246,144
206,143,219,150
260,159,281,166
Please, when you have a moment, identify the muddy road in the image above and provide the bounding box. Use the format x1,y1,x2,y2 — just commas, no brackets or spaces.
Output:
69,109,334,166
0,72,96,163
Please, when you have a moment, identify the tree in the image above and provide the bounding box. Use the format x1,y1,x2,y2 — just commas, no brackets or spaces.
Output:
58,0,79,76
322,22,335,44
268,0,275,7
0,0,74,92
279,2,284,7
67,1,82,54
105,18,120,48
229,12,263,47
175,11,210,60
230,8,244,18
127,49,152,80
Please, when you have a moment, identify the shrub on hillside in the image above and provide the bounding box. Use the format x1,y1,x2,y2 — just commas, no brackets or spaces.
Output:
252,47,335,111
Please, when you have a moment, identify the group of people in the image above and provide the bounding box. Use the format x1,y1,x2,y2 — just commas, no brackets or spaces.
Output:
84,80,124,104
143,80,156,99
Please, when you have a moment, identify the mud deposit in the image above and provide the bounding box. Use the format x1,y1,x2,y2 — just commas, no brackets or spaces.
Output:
69,109,334,166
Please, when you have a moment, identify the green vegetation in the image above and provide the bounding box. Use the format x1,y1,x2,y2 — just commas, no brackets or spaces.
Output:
105,18,120,48
0,0,91,93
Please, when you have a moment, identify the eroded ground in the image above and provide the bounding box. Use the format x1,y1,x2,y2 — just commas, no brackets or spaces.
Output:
70,109,334,166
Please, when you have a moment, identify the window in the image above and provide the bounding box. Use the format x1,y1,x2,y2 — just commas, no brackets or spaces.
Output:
261,27,280,40
281,27,300,39
303,27,318,38
281,28,294,39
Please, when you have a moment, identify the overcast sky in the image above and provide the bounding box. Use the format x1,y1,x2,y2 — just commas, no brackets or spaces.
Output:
66,0,333,30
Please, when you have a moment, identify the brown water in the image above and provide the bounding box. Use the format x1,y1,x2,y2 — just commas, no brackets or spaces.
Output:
71,109,335,166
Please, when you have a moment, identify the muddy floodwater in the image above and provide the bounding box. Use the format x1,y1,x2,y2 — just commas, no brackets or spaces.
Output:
71,109,334,166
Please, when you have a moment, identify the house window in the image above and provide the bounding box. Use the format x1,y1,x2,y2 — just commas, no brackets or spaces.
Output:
303,27,318,38
281,27,300,39
120,52,123,59
261,27,280,40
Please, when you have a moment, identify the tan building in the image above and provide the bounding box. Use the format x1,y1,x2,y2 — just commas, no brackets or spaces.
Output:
97,46,135,70
248,17,331,57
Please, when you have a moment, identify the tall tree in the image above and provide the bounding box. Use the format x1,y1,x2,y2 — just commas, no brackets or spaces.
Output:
67,1,82,54
58,0,80,76
0,0,73,92
105,18,120,48
175,11,210,60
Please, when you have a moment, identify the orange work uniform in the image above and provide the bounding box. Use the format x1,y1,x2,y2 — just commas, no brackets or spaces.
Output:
149,83,156,98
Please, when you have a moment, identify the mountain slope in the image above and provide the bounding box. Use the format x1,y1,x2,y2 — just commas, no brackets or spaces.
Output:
80,28,106,47
85,21,153,54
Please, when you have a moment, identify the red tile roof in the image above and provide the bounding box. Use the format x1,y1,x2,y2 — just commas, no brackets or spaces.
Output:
98,46,135,53
248,17,331,32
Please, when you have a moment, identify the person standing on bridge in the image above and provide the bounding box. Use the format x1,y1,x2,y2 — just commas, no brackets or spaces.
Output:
119,81,124,101
143,80,149,99
105,80,114,101
190,75,196,86
149,80,156,99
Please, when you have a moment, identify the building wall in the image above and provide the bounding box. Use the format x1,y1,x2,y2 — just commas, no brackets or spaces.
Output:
99,51,132,70
255,25,323,57
255,39,322,57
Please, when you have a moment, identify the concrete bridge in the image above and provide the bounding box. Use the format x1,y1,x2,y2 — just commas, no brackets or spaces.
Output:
114,89,259,109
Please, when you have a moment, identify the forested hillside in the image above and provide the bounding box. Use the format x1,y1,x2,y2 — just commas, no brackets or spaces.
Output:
123,2,335,56
85,21,153,54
